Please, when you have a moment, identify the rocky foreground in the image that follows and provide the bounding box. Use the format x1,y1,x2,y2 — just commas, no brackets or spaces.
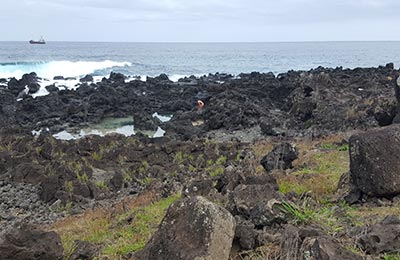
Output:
1,64,400,259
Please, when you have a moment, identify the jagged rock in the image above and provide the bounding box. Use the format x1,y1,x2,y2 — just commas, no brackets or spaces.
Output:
290,100,316,121
259,116,284,136
357,215,400,254
234,218,256,250
11,162,45,184
226,174,281,217
215,169,246,194
53,76,64,80
109,72,126,83
349,124,400,197
134,196,236,260
336,172,361,204
27,83,40,94
45,84,59,93
79,74,93,82
0,226,63,260
260,142,298,172
146,74,171,84
183,179,216,197
280,225,363,260
133,110,161,132
76,83,95,96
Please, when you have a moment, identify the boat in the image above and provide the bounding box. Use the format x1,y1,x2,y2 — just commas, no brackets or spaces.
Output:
29,37,46,44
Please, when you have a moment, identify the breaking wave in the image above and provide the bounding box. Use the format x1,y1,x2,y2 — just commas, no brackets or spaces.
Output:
0,60,132,79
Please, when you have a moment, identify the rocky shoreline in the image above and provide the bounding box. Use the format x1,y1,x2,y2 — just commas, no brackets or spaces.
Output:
1,64,400,259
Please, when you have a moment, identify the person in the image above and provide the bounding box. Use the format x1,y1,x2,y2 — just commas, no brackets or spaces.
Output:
197,100,204,110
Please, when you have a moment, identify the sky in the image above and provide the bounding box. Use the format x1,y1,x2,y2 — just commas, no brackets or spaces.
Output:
1,0,399,42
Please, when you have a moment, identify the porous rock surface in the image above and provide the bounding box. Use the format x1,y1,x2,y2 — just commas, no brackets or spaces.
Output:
134,196,236,260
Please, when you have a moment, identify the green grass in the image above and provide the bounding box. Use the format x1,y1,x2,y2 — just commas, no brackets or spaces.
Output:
280,200,346,234
92,151,103,161
57,194,181,259
96,181,107,190
320,143,349,151
280,200,315,225
382,254,400,260
277,149,349,200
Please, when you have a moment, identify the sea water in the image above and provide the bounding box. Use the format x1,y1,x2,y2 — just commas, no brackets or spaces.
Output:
1,41,400,81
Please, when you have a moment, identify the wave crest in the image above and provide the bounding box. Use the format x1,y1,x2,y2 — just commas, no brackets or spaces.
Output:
0,60,132,79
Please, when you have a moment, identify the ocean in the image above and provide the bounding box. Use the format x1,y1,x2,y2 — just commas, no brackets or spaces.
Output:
1,41,400,80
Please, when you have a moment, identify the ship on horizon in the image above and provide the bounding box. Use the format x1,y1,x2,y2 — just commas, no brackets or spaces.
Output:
29,36,45,44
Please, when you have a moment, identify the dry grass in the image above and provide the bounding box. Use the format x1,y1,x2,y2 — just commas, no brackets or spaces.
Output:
234,244,281,260
347,202,400,226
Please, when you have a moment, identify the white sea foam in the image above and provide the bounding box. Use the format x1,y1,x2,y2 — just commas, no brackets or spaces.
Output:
152,112,172,122
31,76,105,99
0,60,132,79
168,74,186,82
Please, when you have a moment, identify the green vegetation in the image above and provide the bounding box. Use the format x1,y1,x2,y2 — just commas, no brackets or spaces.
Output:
208,166,225,178
92,151,103,161
139,160,149,173
215,155,227,165
96,181,107,190
57,194,181,259
280,199,346,234
382,254,400,260
277,147,349,200
139,177,154,186
205,155,227,178
123,172,133,183
51,201,73,214
64,181,74,195
76,172,89,183
173,151,184,164
320,143,349,151
280,200,315,225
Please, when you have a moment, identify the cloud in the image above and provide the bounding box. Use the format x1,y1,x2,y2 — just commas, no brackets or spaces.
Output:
1,0,399,41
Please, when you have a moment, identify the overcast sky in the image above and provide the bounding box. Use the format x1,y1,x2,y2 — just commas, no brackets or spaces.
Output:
1,0,399,42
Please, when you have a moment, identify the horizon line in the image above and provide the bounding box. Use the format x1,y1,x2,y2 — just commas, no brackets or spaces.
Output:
1,40,400,44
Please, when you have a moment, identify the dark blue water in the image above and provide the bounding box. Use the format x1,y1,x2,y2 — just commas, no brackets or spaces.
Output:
1,41,399,79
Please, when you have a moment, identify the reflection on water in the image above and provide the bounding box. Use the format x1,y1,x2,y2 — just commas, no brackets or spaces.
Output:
36,116,171,140
52,125,135,140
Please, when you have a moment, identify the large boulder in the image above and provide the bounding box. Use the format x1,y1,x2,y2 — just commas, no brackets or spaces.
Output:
134,196,236,260
349,125,400,197
0,226,63,260
357,215,400,254
260,143,298,172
